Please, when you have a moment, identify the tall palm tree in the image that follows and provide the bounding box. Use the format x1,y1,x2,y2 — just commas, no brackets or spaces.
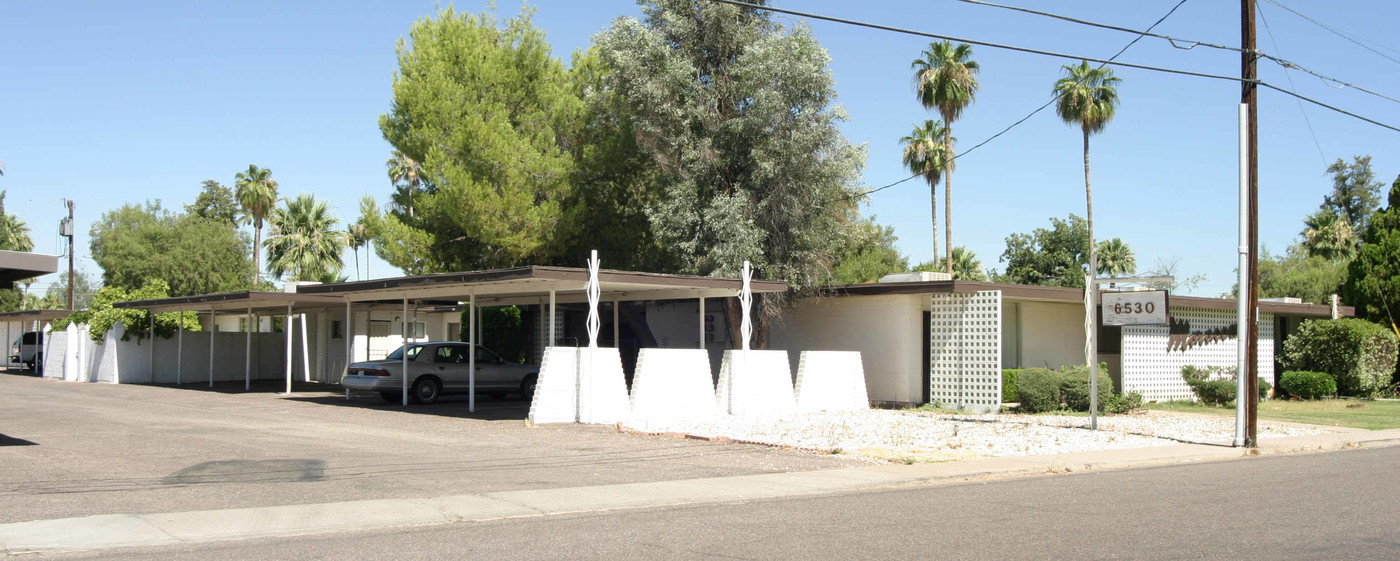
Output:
385,151,423,218
347,222,368,281
264,194,345,282
900,120,953,266
1095,237,1136,277
234,165,279,286
0,191,34,252
358,195,380,280
912,40,979,274
1301,208,1356,261
1053,60,1121,283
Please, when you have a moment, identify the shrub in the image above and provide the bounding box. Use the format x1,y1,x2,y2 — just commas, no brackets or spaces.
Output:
1060,363,1114,413
1279,318,1398,397
1002,369,1020,403
1193,380,1236,406
1105,391,1145,414
1016,368,1063,413
1259,379,1272,401
1280,371,1337,399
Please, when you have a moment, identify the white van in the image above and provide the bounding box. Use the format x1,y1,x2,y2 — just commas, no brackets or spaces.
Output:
9,331,43,371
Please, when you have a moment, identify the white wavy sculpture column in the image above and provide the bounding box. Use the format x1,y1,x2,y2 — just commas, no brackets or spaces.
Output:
715,261,795,417
740,261,752,351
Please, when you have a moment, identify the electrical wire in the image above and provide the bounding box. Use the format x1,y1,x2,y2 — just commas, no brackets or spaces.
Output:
1258,5,1327,166
1261,0,1400,66
702,0,1400,134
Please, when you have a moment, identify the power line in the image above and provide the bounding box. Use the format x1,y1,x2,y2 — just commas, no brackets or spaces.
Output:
1261,0,1400,66
702,0,1400,134
1258,5,1327,166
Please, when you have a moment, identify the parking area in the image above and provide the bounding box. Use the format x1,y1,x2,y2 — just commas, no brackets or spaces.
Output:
0,372,861,524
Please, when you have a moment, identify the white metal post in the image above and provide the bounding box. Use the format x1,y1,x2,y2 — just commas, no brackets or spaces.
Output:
344,301,352,371
1085,273,1098,431
176,312,183,385
148,311,155,383
698,297,705,349
300,313,311,383
285,304,294,395
245,307,253,391
5,321,10,369
468,292,475,413
548,290,556,347
1235,103,1250,448
613,299,619,347
208,307,216,387
401,298,409,406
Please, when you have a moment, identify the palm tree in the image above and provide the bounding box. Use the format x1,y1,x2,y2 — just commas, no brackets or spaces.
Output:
1095,238,1136,277
912,40,979,274
1300,208,1356,261
347,222,368,281
264,194,345,282
949,246,987,281
900,119,953,266
357,195,380,280
0,191,34,252
234,165,279,286
1053,60,1122,284
385,151,423,218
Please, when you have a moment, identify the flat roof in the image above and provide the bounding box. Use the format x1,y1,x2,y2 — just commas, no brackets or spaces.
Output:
0,309,70,322
0,251,60,290
825,280,1350,318
113,291,351,314
297,266,788,305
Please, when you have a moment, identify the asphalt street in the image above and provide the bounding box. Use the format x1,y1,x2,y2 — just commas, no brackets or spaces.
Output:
45,446,1400,560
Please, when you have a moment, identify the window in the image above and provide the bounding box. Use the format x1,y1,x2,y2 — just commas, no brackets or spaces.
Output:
385,345,423,361
475,346,505,365
434,345,467,363
331,320,344,340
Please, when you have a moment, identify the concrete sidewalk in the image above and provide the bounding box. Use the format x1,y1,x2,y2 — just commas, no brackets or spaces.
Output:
5,428,1398,557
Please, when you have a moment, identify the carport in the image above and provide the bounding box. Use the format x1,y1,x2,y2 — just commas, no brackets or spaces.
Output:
114,291,349,391
298,264,787,412
2,309,68,373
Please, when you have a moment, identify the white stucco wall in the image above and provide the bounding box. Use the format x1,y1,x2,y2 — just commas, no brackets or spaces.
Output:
1015,301,1087,370
769,294,924,404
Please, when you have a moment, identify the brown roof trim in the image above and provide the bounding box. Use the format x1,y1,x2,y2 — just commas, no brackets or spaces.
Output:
113,291,346,310
296,265,787,295
0,309,71,321
821,280,1350,318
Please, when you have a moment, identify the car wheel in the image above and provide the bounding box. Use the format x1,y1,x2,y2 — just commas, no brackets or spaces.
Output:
519,374,538,401
379,391,400,403
411,377,442,405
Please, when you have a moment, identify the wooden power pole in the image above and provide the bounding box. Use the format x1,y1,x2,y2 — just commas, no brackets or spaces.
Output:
1242,0,1260,447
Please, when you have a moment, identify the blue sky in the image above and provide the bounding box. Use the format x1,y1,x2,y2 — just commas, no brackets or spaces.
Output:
3,0,1397,299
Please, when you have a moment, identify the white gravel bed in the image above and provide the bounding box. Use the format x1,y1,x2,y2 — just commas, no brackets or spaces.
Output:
622,409,1340,463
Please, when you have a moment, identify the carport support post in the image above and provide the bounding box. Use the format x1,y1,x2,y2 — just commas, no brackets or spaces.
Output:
548,290,556,347
245,306,253,391
176,312,183,385
698,297,705,349
148,312,155,382
401,298,408,406
300,313,311,383
613,299,619,347
208,307,215,387
284,304,293,395
468,292,475,413
344,300,352,399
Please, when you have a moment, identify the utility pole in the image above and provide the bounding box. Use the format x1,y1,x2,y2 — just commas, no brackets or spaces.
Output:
61,200,76,311
1241,0,1260,447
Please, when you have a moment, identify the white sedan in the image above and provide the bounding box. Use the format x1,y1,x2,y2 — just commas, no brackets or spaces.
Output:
342,342,538,404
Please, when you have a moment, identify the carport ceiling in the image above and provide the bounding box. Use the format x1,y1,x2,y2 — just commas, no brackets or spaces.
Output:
0,250,59,290
296,266,788,305
0,309,70,322
114,291,352,314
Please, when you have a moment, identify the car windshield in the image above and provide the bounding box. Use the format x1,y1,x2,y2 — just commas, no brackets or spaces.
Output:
384,345,423,361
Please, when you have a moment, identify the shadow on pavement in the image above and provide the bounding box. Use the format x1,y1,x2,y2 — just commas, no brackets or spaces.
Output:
289,393,533,421
0,434,38,446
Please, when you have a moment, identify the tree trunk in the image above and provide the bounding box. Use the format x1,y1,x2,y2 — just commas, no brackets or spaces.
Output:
930,173,939,268
944,126,954,275
620,302,658,348
253,224,262,287
1083,127,1096,278
366,240,371,280
723,297,769,350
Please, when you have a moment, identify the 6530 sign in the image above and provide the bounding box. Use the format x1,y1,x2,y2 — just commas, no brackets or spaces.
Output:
1101,290,1169,326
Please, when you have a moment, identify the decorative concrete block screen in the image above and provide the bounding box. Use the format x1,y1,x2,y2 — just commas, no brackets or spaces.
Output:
716,350,794,417
629,349,716,427
794,351,869,412
1121,308,1274,402
528,347,630,425
929,290,1002,413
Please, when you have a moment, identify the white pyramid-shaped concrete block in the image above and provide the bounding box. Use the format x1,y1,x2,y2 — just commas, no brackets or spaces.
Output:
795,351,869,412
629,349,715,428
715,349,794,417
528,347,631,425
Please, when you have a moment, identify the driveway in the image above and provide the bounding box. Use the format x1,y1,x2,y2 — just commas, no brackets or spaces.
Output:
0,373,860,524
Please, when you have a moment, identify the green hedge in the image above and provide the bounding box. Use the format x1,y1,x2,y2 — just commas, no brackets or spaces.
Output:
1016,368,1062,413
1059,364,1114,413
1280,371,1337,399
1002,369,1020,403
1015,364,1115,413
1280,318,1398,397
1180,365,1271,405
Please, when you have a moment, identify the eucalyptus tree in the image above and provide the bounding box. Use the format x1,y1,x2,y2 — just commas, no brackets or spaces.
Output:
912,40,979,274
1053,60,1121,284
264,194,345,282
234,165,279,284
900,119,952,265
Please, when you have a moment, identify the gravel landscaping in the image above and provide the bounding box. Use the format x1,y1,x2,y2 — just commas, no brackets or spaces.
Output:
621,409,1344,463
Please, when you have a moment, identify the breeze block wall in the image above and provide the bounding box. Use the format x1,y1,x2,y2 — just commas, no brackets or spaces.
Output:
929,290,1002,413
715,349,794,417
629,348,716,428
794,351,869,412
1121,307,1275,402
